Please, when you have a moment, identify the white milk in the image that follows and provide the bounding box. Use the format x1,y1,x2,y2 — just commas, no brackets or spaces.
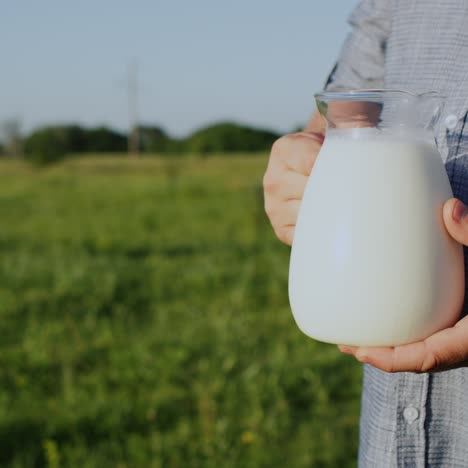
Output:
289,129,465,346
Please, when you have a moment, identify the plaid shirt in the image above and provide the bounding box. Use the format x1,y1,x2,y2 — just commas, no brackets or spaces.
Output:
327,1,468,466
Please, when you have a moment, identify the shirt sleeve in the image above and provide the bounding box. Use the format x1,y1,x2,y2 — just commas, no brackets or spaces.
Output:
326,0,393,90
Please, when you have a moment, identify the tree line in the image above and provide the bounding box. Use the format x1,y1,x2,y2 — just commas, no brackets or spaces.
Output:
0,121,282,163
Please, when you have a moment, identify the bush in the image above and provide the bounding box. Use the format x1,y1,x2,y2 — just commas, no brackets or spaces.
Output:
85,127,127,153
24,127,69,164
24,126,128,163
185,122,279,154
139,126,171,153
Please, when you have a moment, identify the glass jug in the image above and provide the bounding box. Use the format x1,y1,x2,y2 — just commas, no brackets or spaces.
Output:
289,89,465,346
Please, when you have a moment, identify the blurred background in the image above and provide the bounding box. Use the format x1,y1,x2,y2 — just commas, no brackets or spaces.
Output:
1,1,361,467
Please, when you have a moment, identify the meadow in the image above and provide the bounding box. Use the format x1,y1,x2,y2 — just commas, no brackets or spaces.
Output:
0,155,362,467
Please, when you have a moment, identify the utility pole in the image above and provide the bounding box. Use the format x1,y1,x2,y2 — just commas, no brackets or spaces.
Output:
128,60,140,157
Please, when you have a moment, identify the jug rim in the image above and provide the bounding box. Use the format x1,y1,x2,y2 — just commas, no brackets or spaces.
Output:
315,88,445,102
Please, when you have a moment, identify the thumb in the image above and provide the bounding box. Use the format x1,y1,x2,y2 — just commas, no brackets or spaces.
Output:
443,198,468,246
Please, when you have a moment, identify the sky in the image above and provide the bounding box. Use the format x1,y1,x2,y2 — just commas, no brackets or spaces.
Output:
2,1,357,137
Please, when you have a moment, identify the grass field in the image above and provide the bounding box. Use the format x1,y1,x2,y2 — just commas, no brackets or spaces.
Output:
0,155,362,467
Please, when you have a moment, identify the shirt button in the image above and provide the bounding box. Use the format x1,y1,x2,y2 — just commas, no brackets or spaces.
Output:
445,114,458,130
403,406,419,423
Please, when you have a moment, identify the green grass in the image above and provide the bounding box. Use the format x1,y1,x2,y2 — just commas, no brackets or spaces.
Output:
0,155,362,467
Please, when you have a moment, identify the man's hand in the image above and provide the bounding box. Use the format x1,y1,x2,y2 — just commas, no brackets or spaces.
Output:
339,198,468,373
263,131,323,245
